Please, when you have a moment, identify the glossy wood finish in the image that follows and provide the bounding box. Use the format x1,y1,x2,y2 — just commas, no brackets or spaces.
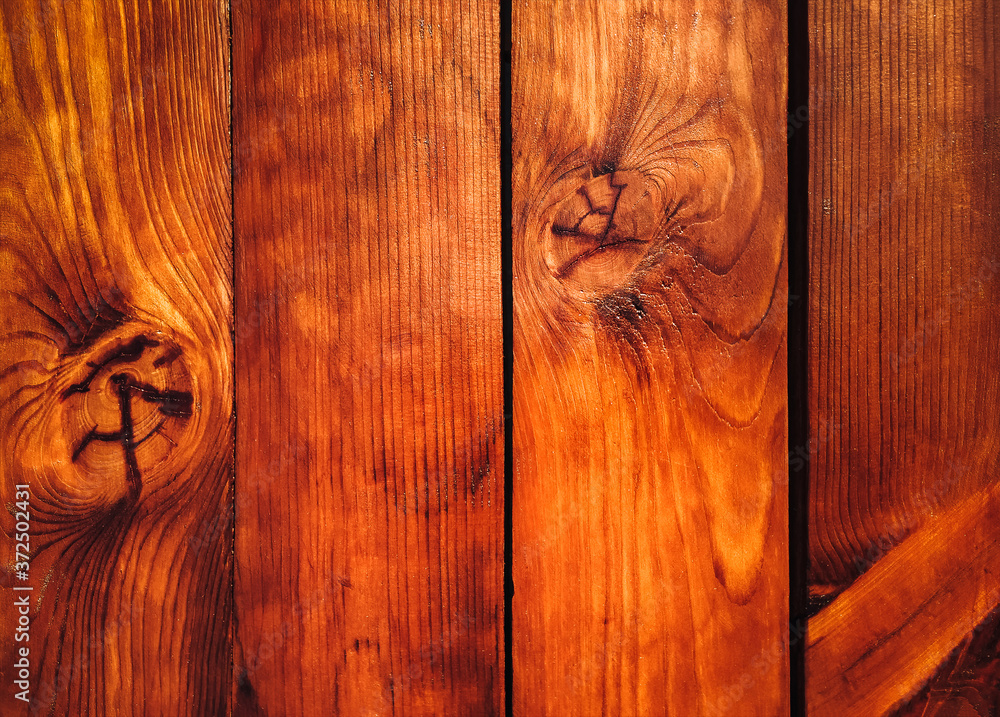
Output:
17,1,1000,713
808,0,1000,713
808,0,1000,590
511,1,789,714
895,605,1000,716
232,1,502,715
808,480,1000,717
0,0,233,713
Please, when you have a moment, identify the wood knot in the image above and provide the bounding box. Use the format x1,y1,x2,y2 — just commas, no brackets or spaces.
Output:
57,326,194,505
542,170,664,293
540,140,744,297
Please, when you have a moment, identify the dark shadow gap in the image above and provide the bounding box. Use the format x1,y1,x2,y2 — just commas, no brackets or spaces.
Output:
787,0,810,714
500,0,514,714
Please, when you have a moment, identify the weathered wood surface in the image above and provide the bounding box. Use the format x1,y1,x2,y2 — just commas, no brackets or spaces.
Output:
232,1,502,715
511,1,788,714
808,0,1000,713
0,0,233,714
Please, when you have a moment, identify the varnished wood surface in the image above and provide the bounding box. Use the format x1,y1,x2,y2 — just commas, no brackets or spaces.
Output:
232,1,502,715
808,0,1000,713
17,1,1000,712
0,0,233,714
808,0,1000,590
808,477,1000,717
511,1,788,714
894,605,1000,717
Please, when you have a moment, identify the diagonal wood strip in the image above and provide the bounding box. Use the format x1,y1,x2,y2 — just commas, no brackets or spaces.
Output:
808,477,1000,717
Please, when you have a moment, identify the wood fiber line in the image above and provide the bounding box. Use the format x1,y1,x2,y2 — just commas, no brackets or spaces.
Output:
893,604,1000,716
511,1,788,715
0,0,233,714
232,1,502,715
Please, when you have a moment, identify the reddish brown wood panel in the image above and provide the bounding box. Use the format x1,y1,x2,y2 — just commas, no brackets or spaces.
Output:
232,1,502,715
895,606,1000,717
511,1,789,714
808,480,1000,717
808,0,1000,713
0,0,233,714
808,0,1000,592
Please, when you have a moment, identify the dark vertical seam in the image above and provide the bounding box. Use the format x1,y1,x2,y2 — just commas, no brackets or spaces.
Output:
500,0,513,714
787,0,810,715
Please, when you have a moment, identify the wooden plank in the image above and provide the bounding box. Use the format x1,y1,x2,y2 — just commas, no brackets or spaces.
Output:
511,2,788,714
893,605,1000,716
232,1,502,715
808,0,1000,591
808,0,1000,712
0,0,232,714
807,476,1000,717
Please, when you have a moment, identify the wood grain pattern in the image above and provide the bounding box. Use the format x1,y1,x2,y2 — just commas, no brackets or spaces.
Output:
808,476,1000,716
808,0,1000,712
0,0,233,714
894,605,1000,717
808,0,1000,590
511,1,788,714
232,1,502,715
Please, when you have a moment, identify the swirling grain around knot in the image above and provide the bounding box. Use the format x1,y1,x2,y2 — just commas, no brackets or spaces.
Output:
0,0,232,713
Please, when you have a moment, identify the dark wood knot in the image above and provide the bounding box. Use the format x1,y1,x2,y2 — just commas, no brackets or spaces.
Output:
60,329,194,503
542,169,665,293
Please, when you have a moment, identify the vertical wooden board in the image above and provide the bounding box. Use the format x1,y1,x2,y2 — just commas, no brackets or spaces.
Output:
808,0,1000,592
511,2,788,715
232,1,502,715
0,0,232,714
807,0,1000,713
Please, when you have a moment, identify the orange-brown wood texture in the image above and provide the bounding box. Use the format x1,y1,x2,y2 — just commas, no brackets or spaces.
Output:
895,605,1000,716
0,0,233,714
232,1,502,715
807,0,1000,714
808,479,1000,716
511,1,789,715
